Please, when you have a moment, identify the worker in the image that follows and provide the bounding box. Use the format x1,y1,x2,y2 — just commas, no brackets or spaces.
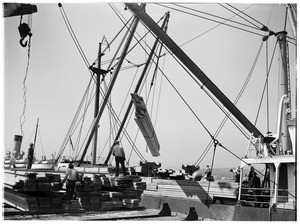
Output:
112,140,127,176
248,166,255,181
205,165,211,179
234,166,241,182
62,163,80,201
251,172,261,207
26,143,34,169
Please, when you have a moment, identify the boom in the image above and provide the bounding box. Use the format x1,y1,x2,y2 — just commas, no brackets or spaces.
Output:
125,3,263,138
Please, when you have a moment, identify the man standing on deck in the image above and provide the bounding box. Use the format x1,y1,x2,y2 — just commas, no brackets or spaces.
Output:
62,163,80,201
26,143,34,169
251,172,261,207
112,140,127,176
205,165,211,179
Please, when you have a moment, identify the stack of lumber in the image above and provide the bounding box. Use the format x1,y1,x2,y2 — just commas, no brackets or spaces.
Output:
115,176,134,188
4,188,64,211
122,198,140,209
93,174,111,187
133,182,147,191
4,170,65,212
75,175,147,211
142,179,238,202
99,201,123,211
4,170,62,192
4,188,39,211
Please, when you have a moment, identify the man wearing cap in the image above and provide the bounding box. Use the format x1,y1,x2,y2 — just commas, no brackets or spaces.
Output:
112,140,127,176
62,163,80,201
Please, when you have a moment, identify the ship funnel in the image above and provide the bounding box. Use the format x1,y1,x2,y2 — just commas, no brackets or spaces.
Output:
12,135,23,159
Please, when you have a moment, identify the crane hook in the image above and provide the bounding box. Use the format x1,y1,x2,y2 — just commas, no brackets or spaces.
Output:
18,23,32,48
19,37,28,47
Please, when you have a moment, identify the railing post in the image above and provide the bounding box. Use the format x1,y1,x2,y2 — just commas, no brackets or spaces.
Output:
273,163,281,204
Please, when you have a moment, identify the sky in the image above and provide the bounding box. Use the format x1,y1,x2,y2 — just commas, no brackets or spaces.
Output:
2,1,297,170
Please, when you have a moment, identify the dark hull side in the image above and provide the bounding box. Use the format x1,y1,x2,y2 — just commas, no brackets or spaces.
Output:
140,194,296,221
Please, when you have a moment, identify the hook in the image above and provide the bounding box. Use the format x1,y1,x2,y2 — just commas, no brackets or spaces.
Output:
19,37,28,47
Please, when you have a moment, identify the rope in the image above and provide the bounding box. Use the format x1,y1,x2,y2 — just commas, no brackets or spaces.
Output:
174,3,260,31
194,41,265,166
225,3,267,29
156,3,264,37
254,41,278,126
19,15,33,137
221,4,261,29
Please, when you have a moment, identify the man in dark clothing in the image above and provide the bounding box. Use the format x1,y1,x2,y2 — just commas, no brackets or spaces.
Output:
248,166,254,181
112,140,127,176
26,143,34,169
251,172,261,207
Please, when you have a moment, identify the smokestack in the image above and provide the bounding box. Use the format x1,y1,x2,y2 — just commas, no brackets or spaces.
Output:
13,135,23,159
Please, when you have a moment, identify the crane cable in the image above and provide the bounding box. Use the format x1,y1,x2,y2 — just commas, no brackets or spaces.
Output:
19,14,33,137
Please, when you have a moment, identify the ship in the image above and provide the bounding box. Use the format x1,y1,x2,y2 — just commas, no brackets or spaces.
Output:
3,2,296,221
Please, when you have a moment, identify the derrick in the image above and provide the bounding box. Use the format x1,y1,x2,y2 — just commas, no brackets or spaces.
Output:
125,3,263,139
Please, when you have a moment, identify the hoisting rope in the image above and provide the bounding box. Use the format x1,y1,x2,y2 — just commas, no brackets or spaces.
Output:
19,14,33,137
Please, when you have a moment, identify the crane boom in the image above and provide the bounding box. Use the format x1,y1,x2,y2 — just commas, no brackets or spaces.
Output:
125,3,263,138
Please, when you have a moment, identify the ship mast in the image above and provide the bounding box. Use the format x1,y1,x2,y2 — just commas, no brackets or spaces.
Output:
91,43,102,165
78,8,142,165
277,31,292,154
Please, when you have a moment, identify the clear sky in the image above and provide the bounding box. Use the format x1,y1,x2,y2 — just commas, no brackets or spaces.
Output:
2,1,296,170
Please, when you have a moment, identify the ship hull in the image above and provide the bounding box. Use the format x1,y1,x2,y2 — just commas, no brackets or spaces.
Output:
140,194,296,221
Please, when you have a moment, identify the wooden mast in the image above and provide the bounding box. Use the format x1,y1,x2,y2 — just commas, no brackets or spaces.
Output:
91,43,102,166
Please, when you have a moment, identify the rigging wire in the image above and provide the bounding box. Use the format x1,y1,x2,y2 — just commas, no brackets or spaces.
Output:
254,41,278,126
221,4,261,29
155,3,264,37
225,3,267,29
174,3,260,31
38,128,44,156
194,41,265,166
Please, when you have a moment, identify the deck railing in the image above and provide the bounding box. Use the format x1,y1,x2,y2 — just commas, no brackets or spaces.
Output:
240,187,294,208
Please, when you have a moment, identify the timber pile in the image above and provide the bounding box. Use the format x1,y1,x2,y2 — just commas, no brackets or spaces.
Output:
4,170,62,192
4,188,64,211
142,179,238,202
76,175,146,211
4,170,64,212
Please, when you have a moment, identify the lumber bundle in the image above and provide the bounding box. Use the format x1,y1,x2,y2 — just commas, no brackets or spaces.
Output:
75,175,146,211
4,170,62,192
4,170,65,212
142,179,238,202
131,93,160,157
122,198,140,209
4,188,64,211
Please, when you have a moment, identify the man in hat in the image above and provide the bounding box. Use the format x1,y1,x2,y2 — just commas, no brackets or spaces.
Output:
62,163,81,201
112,140,127,176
